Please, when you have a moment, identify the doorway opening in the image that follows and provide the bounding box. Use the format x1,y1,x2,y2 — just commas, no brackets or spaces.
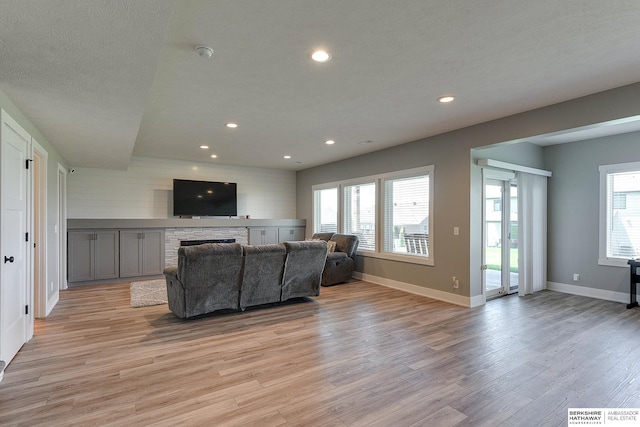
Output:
483,174,519,299
33,141,48,317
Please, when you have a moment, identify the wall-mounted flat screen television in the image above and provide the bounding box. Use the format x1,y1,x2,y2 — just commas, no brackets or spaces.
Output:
173,179,238,217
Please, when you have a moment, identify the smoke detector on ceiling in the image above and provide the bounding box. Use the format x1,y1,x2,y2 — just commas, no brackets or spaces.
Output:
195,45,213,58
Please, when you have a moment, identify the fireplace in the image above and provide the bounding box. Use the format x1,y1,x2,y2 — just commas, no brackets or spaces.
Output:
180,238,236,246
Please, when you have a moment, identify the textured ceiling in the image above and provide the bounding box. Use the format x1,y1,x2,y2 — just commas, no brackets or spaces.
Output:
1,1,640,171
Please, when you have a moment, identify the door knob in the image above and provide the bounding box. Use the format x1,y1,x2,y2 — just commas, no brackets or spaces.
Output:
4,256,14,263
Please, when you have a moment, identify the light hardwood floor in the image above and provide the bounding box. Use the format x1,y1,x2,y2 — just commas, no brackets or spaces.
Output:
2,281,640,426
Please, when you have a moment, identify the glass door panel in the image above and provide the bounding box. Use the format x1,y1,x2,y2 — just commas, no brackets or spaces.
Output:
484,180,503,298
483,178,519,299
508,183,519,293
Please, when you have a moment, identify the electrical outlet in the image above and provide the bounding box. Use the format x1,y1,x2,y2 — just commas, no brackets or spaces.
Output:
452,276,459,289
573,273,580,281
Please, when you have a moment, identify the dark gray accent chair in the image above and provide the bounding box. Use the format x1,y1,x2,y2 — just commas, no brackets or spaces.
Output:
164,243,244,318
312,233,360,286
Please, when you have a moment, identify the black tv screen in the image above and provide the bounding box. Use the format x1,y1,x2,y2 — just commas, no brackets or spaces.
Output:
173,179,238,217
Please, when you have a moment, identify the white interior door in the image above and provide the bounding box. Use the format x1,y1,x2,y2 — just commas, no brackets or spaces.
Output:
1,112,30,365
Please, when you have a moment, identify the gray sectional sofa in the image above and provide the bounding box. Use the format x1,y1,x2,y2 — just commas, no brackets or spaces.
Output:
163,240,327,318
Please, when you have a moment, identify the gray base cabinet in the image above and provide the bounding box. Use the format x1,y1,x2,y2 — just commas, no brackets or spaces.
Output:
249,228,279,244
249,227,306,244
68,230,119,283
278,227,305,242
119,229,165,278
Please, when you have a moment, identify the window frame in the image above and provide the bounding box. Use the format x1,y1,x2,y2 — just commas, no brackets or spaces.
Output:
312,165,434,266
343,178,377,252
312,184,340,234
598,161,640,267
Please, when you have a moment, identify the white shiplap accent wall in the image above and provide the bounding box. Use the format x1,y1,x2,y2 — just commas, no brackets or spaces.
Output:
68,157,296,219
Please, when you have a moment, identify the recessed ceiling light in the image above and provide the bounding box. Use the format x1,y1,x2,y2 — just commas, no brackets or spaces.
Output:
210,154,217,158
438,95,455,103
284,155,292,159
199,145,209,149
325,139,335,145
195,45,213,58
226,123,238,128
310,49,331,63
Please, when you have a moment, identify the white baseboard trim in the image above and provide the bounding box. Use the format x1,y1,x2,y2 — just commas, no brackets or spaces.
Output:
352,272,474,307
46,292,60,317
348,275,629,308
547,281,628,304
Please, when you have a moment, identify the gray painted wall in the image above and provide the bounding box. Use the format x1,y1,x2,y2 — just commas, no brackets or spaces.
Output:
297,82,640,303
544,131,640,294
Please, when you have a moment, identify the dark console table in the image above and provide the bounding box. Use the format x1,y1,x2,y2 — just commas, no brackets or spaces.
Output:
628,259,640,309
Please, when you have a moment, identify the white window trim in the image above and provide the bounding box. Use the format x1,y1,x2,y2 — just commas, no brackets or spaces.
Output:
312,165,434,266
312,183,341,234
598,161,640,267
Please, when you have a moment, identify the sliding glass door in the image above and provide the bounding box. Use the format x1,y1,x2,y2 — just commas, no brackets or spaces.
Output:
483,176,519,299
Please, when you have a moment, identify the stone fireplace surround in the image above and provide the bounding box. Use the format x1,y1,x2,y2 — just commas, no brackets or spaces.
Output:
165,227,247,267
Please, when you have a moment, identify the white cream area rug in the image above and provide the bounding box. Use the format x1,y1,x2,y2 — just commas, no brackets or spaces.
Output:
130,279,168,308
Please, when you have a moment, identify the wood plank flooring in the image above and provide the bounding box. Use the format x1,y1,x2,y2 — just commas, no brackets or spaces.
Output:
2,281,640,426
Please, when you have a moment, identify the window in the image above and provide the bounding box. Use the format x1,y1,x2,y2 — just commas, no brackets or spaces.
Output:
383,172,430,257
312,166,434,265
313,187,338,233
343,182,376,251
599,161,640,266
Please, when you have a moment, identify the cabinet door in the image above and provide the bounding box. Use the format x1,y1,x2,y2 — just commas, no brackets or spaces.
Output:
94,230,119,280
248,228,262,244
263,228,278,244
119,230,143,278
141,229,165,275
249,228,278,244
278,227,305,242
68,230,95,282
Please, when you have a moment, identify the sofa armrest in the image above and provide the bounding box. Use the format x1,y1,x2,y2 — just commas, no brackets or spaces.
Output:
163,266,178,280
164,267,186,318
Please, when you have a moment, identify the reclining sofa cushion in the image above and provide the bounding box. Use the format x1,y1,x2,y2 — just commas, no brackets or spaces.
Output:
281,240,327,301
240,243,287,309
164,243,243,318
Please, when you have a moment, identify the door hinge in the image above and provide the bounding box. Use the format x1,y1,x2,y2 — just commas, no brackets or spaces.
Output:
25,232,29,242
25,305,29,315
26,159,33,169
